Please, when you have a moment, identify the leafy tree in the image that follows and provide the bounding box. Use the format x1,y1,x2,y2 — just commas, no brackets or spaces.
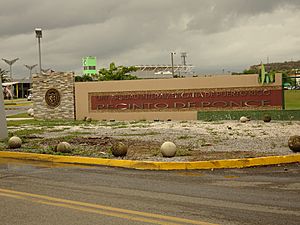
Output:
0,68,9,83
282,71,296,86
243,69,258,74
75,74,94,82
98,62,138,81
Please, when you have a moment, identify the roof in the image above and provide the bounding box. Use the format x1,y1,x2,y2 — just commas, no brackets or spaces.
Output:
2,81,19,86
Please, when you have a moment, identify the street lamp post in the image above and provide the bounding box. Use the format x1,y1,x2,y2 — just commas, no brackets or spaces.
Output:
1,58,19,80
171,52,176,78
24,64,38,80
35,28,42,74
41,68,51,74
24,64,37,92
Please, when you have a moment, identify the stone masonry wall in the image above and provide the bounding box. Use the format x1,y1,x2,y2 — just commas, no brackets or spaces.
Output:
32,72,75,120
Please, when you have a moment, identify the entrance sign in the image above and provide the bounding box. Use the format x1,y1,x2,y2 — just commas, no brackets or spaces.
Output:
75,73,283,121
89,87,282,112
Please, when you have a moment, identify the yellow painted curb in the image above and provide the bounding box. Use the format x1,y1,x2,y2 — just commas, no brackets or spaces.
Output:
0,151,299,170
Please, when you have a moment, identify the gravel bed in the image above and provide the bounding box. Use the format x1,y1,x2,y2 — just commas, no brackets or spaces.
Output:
6,120,300,161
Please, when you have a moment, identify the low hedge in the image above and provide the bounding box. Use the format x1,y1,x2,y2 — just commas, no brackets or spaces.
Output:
198,110,300,121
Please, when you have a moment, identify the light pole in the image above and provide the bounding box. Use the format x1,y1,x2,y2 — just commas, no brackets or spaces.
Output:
41,68,51,74
24,64,38,80
1,58,19,80
35,28,42,74
171,52,176,77
24,64,37,92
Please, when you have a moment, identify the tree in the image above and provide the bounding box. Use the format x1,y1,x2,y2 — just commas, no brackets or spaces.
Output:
0,68,9,83
282,71,296,86
75,74,94,82
242,69,258,74
98,62,138,81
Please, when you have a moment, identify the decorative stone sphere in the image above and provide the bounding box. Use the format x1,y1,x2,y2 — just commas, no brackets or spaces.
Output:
111,142,128,157
86,117,92,122
288,135,300,152
239,116,249,123
56,142,72,153
160,141,177,157
263,114,272,122
27,108,34,117
8,136,22,149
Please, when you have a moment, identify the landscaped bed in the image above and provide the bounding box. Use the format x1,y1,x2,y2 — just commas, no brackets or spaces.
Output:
1,119,299,161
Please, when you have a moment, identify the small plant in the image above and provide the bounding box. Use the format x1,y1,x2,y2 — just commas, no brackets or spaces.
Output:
120,131,160,136
177,135,193,140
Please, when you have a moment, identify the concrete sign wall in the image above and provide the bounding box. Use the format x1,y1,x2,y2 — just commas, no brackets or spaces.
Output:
75,74,283,121
0,77,8,139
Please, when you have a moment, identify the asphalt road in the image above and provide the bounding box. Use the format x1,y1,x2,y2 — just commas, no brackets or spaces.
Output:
0,159,299,225
4,99,32,116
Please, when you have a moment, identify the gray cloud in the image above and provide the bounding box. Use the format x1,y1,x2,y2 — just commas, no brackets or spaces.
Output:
1,0,300,78
186,0,300,33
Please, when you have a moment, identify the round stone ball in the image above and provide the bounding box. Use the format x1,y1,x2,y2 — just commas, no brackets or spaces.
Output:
111,142,128,157
27,108,34,117
56,142,72,153
263,114,272,122
160,141,177,157
288,135,300,152
8,136,22,149
86,117,92,122
239,116,249,123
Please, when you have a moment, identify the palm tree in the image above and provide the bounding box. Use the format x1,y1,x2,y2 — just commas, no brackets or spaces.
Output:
0,68,10,83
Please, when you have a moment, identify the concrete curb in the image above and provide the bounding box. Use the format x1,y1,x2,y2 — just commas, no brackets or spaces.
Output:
0,151,299,170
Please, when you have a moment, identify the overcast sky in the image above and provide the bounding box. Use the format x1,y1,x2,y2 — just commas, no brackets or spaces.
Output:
1,0,300,79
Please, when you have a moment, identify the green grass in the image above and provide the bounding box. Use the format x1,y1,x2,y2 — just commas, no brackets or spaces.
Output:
9,128,47,137
120,131,160,136
285,90,300,109
6,113,31,118
7,119,95,127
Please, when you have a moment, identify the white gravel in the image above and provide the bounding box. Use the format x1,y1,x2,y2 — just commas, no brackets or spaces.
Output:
63,120,300,156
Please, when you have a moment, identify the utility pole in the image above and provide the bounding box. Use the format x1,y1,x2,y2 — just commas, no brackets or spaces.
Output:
181,52,187,66
171,52,176,77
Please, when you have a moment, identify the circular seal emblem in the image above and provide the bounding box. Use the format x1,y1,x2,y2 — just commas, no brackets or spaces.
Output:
45,88,61,108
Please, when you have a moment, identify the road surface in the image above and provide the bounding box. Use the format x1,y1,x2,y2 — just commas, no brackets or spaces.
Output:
0,159,299,225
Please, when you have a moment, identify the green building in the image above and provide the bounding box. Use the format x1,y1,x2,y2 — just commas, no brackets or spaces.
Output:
82,56,97,76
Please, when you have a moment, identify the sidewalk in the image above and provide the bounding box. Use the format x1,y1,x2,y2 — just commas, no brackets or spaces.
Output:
6,118,34,121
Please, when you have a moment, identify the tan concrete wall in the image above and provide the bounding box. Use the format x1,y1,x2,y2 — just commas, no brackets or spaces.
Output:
75,74,282,121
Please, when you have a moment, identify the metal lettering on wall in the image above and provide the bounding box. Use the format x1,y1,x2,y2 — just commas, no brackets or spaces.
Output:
89,87,282,112
45,88,61,108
